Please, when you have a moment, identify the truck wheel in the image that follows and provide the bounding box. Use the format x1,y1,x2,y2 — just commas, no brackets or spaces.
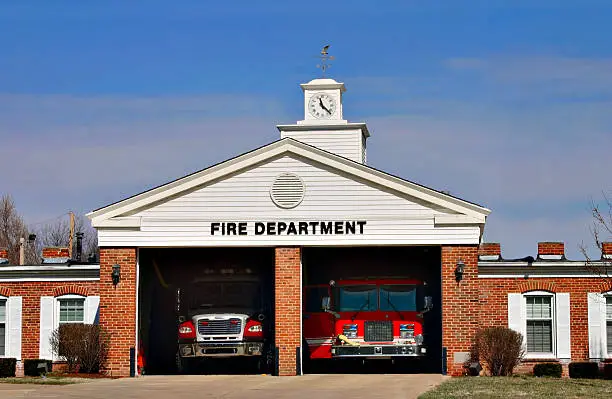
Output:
301,339,311,374
175,352,192,374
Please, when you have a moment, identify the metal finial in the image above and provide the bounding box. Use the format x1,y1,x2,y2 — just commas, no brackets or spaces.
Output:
316,45,334,77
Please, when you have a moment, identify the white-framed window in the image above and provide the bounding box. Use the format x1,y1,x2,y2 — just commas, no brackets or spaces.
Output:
508,291,570,360
0,296,22,360
0,298,6,356
40,295,99,359
525,294,554,355
55,295,86,330
57,296,85,325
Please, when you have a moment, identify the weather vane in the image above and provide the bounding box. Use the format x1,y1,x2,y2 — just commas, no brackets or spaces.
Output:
316,45,334,77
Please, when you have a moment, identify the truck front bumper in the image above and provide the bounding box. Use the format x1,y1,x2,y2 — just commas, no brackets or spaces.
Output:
332,344,426,358
179,342,263,358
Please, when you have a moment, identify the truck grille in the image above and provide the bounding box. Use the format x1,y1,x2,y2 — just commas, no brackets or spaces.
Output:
198,318,242,335
364,321,393,342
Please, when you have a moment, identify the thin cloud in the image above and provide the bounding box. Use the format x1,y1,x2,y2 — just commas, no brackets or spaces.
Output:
446,56,612,96
2,70,610,260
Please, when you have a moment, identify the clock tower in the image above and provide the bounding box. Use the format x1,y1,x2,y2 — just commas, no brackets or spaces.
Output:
298,78,347,124
277,77,370,164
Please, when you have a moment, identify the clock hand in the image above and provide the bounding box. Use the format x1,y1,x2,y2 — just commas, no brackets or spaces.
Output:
319,98,332,114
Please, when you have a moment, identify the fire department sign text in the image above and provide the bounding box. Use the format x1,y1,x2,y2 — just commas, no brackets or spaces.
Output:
210,221,367,236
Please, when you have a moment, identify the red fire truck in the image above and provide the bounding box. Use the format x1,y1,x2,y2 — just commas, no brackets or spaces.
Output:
303,278,432,361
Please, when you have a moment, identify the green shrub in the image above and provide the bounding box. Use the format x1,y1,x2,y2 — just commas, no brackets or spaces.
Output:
470,326,525,376
533,362,562,377
568,362,599,379
24,359,53,376
603,363,612,380
0,358,17,378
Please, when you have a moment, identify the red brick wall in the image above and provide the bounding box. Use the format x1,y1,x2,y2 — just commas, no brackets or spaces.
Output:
274,247,301,376
99,247,137,377
478,243,501,257
0,281,99,360
602,242,612,256
441,245,479,376
537,242,564,256
478,277,612,370
42,247,70,258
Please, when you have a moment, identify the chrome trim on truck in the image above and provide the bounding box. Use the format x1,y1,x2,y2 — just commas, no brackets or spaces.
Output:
179,342,263,358
331,344,426,358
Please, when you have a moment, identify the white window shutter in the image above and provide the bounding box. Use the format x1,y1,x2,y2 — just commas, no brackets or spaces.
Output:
587,293,606,359
39,296,55,360
508,293,526,345
555,293,571,359
85,296,100,324
6,297,22,360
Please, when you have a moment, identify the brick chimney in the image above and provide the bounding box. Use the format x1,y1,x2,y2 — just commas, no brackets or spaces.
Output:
537,242,565,260
479,242,501,261
602,242,612,259
0,247,8,265
42,247,70,264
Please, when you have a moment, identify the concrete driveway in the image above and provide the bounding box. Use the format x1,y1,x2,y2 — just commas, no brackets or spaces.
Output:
0,374,447,399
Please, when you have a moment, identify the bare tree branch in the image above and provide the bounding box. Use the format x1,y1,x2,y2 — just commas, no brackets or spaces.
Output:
579,192,612,287
36,214,98,262
0,194,38,265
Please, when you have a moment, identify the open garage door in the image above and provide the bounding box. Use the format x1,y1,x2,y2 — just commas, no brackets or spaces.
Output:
138,248,275,375
302,246,442,374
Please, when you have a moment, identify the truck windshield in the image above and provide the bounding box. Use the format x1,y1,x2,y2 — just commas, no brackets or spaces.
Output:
335,285,377,312
186,282,261,312
379,285,417,311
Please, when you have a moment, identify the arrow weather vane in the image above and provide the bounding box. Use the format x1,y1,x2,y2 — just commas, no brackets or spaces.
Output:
316,45,334,77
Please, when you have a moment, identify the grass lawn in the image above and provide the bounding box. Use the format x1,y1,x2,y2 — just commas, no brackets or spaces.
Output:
419,376,612,399
0,376,89,385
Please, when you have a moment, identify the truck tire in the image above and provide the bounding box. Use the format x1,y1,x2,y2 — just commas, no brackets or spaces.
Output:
301,339,311,374
176,351,194,374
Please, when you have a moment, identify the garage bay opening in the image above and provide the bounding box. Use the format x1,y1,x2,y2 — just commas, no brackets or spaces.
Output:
138,248,275,375
302,246,442,374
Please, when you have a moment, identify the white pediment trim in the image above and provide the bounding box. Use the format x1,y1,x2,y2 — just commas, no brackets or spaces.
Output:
88,138,490,227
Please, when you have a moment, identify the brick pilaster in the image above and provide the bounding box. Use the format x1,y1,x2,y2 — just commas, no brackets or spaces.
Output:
274,247,301,376
441,245,479,376
99,247,137,377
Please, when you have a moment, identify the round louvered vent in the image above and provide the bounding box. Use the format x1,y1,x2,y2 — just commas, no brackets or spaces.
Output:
270,173,305,209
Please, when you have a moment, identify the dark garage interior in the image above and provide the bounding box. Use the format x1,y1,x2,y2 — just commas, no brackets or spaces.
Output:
302,246,443,374
138,248,275,375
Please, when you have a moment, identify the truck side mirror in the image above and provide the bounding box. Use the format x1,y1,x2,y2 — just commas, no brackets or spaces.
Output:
424,296,433,311
321,296,331,311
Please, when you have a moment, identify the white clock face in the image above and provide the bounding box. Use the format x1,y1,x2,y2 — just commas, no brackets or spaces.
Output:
308,93,337,119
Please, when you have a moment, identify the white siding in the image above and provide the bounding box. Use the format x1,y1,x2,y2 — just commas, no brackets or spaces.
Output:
361,134,367,164
99,155,480,247
280,130,364,163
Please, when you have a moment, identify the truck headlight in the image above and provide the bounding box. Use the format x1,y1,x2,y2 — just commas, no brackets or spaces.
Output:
415,334,424,345
248,324,263,332
399,324,414,339
343,324,358,339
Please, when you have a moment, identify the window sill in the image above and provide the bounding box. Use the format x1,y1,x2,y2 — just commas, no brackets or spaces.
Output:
523,354,558,361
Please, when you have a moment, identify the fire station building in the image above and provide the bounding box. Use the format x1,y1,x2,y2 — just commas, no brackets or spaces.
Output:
1,77,611,377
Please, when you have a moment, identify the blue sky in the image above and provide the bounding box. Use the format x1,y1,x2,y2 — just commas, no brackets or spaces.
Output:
1,0,611,258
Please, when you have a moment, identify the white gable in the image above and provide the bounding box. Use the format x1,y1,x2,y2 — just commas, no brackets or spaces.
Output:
95,147,486,247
